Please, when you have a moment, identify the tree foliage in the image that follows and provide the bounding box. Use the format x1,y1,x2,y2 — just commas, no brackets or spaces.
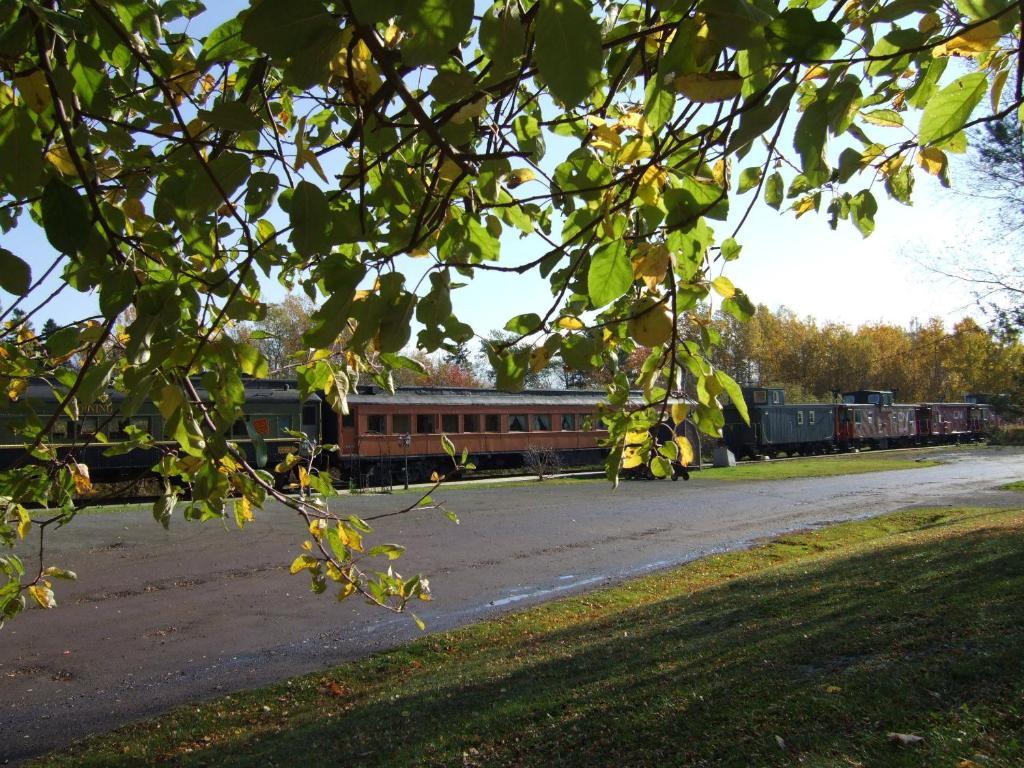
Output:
0,0,1021,622
698,306,1024,406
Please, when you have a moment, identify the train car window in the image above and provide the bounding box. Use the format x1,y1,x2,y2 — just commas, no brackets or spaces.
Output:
366,414,386,434
809,411,815,425
484,414,501,432
341,413,355,428
578,413,591,430
561,414,576,431
508,414,527,432
868,394,880,405
392,414,411,433
302,405,318,425
797,411,804,425
753,391,767,404
854,411,862,424
441,414,459,433
52,419,69,438
231,418,249,437
416,414,436,434
531,414,551,431
279,415,292,432
463,414,480,432
79,416,99,437
771,391,780,404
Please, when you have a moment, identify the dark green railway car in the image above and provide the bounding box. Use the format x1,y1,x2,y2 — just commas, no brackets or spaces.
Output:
723,387,835,459
0,379,321,479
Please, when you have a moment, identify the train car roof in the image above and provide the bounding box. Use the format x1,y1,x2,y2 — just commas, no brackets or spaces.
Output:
345,386,694,408
4,382,319,410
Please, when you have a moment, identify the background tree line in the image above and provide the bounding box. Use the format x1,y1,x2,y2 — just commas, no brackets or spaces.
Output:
236,297,1023,408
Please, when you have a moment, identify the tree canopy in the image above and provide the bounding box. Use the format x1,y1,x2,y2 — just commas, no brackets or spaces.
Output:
0,0,1020,624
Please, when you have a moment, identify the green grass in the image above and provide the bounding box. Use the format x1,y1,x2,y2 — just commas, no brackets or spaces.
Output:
1002,480,1024,491
35,504,1024,767
698,451,938,481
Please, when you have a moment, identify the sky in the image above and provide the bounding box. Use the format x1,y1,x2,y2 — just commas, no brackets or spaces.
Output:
0,2,1011,342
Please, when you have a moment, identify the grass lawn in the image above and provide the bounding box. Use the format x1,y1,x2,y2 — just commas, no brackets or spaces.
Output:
1002,480,1024,491
696,452,939,482
34,504,1024,767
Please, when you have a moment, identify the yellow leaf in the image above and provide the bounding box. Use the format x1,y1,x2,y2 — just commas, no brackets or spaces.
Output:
337,582,356,601
934,21,1001,57
619,138,653,164
826,685,842,694
289,554,319,574
529,347,551,374
330,28,381,98
801,65,829,81
45,144,78,176
28,583,56,609
711,157,728,186
438,157,462,183
918,12,941,35
309,518,326,539
711,275,736,298
340,523,363,553
298,466,310,488
793,196,817,217
506,169,536,188
589,123,622,153
17,507,31,540
236,496,254,527
675,436,695,466
671,403,689,425
451,96,488,124
70,463,92,494
637,165,667,207
672,71,744,103
557,316,585,330
7,378,27,402
295,148,329,184
122,198,146,221
632,243,671,291
616,111,652,136
14,70,50,113
916,147,947,177
621,445,645,469
625,429,650,444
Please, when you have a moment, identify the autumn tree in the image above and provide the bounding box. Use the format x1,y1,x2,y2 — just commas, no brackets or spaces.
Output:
0,0,1021,623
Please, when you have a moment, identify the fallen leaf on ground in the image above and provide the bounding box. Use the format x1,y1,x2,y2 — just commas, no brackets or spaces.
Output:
888,732,925,746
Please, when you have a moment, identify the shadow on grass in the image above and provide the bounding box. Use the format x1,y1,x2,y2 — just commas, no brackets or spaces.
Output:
63,522,1024,768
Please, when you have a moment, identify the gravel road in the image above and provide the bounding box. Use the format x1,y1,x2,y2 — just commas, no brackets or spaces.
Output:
2,447,1023,764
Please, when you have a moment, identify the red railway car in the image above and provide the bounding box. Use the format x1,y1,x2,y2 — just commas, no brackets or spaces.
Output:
915,402,989,443
322,387,697,487
836,390,918,450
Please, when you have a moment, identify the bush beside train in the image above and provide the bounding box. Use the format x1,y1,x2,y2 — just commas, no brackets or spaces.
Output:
722,387,1000,460
0,380,699,488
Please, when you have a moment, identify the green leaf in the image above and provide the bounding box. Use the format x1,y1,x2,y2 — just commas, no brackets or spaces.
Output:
766,9,844,61
441,434,455,459
737,167,762,194
41,179,92,255
919,72,987,146
0,248,31,296
764,172,783,209
369,544,406,560
848,189,877,237
535,0,603,107
587,241,632,308
289,181,332,256
241,0,334,60
665,178,729,227
244,421,269,468
0,107,44,198
400,0,473,66
715,369,748,425
199,17,257,64
479,3,525,77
